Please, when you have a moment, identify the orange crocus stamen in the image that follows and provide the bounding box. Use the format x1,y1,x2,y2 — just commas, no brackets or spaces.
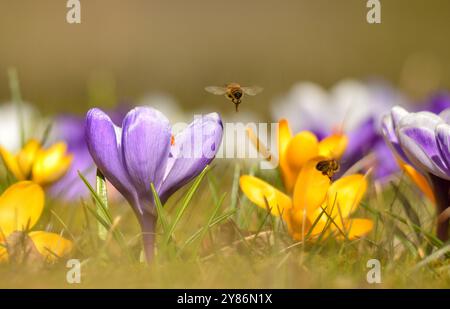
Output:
171,135,175,146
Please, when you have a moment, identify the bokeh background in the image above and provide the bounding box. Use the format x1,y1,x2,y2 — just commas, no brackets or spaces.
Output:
0,0,450,116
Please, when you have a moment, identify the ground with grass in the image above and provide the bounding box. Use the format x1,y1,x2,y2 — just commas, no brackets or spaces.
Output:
1,161,449,289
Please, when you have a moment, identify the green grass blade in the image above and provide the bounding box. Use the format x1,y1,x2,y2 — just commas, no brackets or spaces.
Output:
391,182,421,237
164,165,210,245
305,208,326,239
207,172,219,206
96,169,109,240
78,170,134,262
78,171,113,224
177,209,236,256
39,120,54,146
50,209,76,242
81,200,97,250
362,203,443,248
230,163,240,212
150,182,168,233
83,202,132,261
193,192,226,257
412,244,450,271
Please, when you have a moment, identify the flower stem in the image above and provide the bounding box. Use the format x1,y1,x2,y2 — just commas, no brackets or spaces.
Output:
429,174,450,241
139,213,157,263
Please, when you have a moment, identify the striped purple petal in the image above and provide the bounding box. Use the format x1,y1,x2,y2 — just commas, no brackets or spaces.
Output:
122,107,171,198
397,111,450,180
85,108,139,207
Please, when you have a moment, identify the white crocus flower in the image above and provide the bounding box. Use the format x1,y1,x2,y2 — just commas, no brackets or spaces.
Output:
271,79,404,134
0,102,42,151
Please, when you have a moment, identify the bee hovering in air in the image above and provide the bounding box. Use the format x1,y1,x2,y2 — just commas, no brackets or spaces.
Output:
315,159,340,181
205,83,263,112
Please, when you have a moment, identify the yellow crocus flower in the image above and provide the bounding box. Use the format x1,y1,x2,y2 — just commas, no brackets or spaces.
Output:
0,181,73,263
394,157,435,204
240,157,373,241
248,119,348,193
241,119,372,241
0,139,72,186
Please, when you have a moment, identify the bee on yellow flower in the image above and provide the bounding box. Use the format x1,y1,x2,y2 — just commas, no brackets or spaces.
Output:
0,181,73,264
240,119,373,241
0,139,72,186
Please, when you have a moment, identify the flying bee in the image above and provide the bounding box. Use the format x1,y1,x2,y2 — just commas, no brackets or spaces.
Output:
316,159,340,180
205,83,263,112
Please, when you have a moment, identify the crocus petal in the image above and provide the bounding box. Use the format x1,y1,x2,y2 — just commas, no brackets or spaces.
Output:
334,218,373,240
86,108,138,207
32,142,73,185
372,141,400,179
240,175,292,217
326,174,367,219
286,204,329,241
17,139,40,178
401,162,435,203
285,131,318,171
28,231,73,262
381,114,411,164
436,123,450,171
159,113,223,203
318,134,348,159
0,181,44,237
0,146,24,180
272,82,330,134
278,119,296,192
439,108,450,124
391,106,409,128
398,112,450,179
293,158,331,223
332,80,373,131
345,118,377,163
283,210,313,241
122,107,171,196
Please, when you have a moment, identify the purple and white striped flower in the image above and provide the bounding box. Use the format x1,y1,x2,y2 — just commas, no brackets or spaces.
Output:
382,106,450,241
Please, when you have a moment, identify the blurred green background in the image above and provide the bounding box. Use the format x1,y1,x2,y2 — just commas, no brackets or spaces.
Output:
0,0,449,115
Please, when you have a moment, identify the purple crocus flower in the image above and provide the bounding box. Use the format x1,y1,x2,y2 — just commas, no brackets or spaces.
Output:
85,107,223,262
382,106,450,241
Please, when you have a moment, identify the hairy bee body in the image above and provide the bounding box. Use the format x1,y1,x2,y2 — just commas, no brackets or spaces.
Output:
316,159,340,180
205,83,263,112
226,83,244,108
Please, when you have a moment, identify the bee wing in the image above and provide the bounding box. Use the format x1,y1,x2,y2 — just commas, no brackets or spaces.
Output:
205,86,227,95
242,86,263,96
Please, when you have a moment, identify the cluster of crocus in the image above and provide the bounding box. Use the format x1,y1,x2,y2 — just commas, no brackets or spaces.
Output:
271,80,404,180
240,119,373,241
85,107,223,262
0,139,73,186
382,106,450,241
0,181,73,263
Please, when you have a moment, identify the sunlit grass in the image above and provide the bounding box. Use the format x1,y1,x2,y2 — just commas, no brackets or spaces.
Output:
0,160,449,288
